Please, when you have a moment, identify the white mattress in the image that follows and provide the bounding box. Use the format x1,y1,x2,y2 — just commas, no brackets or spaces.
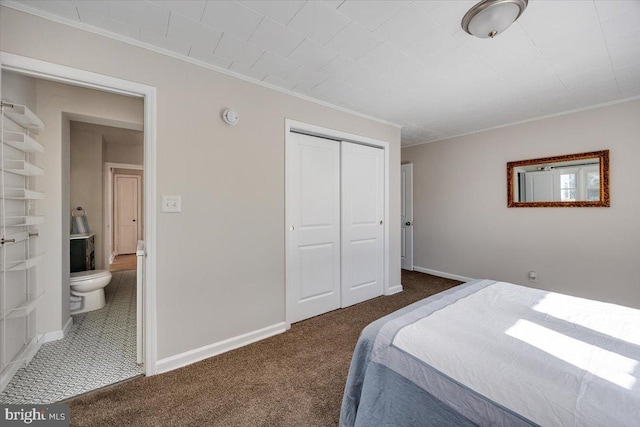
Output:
393,281,640,426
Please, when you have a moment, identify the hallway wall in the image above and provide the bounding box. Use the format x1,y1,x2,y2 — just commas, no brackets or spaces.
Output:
70,128,103,268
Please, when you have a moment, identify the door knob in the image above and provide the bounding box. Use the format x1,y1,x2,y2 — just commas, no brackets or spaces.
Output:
405,221,411,226
133,219,136,222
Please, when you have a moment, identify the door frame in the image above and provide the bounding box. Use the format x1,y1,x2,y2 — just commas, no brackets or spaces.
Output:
284,119,391,329
1,52,159,375
104,163,143,264
401,163,414,271
113,173,142,255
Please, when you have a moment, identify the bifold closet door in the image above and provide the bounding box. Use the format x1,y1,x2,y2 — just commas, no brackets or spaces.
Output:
341,142,384,308
286,133,341,323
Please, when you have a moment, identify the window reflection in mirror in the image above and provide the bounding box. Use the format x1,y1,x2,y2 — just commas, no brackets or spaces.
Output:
507,150,609,208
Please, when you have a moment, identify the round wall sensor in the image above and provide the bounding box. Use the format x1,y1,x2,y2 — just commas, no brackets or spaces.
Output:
222,109,239,126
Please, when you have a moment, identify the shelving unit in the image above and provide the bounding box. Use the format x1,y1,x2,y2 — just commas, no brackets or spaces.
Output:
1,101,45,393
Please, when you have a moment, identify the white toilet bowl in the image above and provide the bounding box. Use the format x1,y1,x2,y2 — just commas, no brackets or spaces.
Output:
70,270,112,314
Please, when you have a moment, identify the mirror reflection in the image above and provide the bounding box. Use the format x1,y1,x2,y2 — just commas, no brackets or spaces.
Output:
507,150,609,208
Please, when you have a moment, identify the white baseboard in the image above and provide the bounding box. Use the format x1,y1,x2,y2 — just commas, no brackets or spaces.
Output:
41,317,73,343
156,322,287,374
413,266,475,283
386,284,403,295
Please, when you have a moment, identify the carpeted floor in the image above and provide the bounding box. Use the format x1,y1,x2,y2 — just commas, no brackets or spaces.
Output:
68,271,461,426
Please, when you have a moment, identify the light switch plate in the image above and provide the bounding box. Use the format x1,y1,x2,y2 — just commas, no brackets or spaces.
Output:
161,195,181,213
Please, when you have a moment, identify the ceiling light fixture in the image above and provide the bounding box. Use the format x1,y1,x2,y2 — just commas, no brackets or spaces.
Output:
462,0,528,39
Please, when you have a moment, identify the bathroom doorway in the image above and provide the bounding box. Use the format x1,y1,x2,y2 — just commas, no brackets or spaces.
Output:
0,54,157,403
66,117,146,397
104,163,144,267
114,174,141,255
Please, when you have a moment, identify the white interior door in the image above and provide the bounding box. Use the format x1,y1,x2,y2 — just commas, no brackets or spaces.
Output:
401,163,414,271
341,142,384,308
114,175,140,255
286,133,341,323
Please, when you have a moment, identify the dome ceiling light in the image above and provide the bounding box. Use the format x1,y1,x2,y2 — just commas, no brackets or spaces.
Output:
462,0,529,39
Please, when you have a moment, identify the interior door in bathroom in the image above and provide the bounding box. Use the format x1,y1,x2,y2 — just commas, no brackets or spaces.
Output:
114,174,141,255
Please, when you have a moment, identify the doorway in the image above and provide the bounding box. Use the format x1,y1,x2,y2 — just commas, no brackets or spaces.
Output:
401,163,414,271
105,163,144,265
0,52,158,403
114,174,141,255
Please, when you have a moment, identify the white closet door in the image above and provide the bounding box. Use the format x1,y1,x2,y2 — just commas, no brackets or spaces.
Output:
341,142,384,308
286,133,341,323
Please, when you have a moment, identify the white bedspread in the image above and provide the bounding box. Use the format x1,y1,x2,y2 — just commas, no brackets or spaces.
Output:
393,281,640,427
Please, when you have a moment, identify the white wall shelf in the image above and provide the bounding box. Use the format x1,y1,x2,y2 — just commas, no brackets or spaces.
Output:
3,160,44,176
0,291,44,320
2,131,45,153
0,188,45,200
3,253,45,272
2,216,45,227
1,102,44,134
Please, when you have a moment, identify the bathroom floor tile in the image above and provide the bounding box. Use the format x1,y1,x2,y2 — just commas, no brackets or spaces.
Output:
0,271,143,404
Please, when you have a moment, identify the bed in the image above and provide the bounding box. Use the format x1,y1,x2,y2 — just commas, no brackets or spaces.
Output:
340,279,640,426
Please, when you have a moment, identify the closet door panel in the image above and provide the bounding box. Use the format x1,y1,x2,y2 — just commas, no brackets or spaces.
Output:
286,133,341,323
341,142,384,308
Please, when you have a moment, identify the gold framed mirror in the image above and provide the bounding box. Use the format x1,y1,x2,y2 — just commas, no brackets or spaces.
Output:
507,150,609,207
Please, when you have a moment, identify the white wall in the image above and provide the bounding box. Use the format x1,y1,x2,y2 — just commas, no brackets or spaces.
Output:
1,71,35,109
104,142,143,165
402,99,640,308
70,128,104,268
0,7,402,361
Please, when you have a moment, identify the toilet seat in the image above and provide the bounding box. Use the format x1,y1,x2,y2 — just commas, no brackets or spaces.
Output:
71,269,111,282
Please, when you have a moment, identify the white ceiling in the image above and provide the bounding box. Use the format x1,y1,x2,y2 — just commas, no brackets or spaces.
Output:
8,0,640,146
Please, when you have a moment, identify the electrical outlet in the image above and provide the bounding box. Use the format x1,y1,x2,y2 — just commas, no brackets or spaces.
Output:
527,270,537,283
161,195,181,213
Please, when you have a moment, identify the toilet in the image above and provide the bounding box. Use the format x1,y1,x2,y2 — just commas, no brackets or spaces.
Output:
70,270,112,314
